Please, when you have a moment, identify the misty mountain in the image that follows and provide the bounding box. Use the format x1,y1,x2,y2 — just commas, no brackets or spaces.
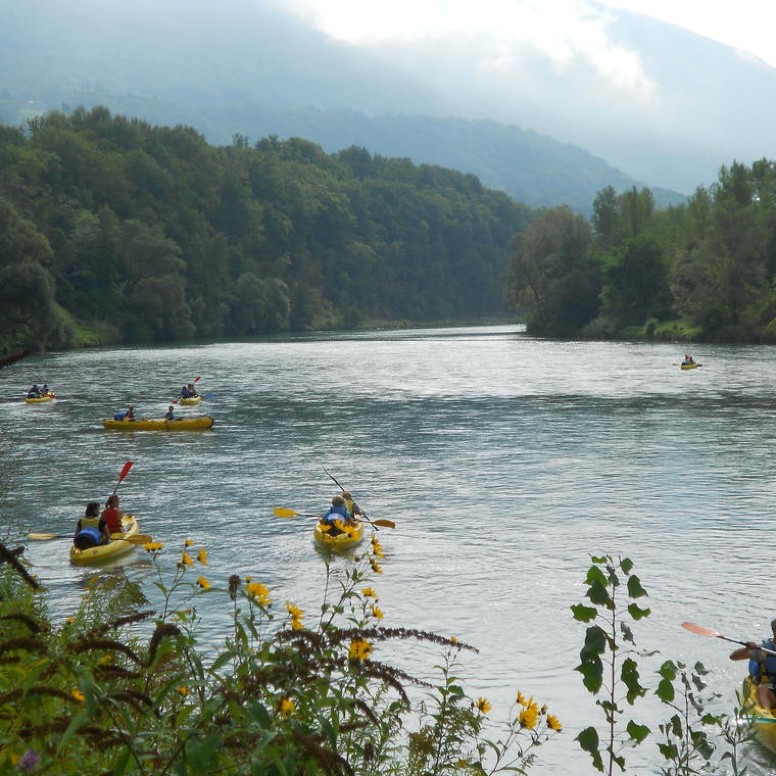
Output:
2,0,759,210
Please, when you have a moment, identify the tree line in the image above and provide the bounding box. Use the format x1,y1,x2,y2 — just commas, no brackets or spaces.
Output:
0,107,534,352
507,162,776,342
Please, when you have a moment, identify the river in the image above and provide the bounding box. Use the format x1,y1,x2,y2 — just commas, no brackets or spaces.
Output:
3,325,776,774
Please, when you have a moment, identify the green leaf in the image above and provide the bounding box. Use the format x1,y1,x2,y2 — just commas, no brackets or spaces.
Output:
626,574,647,599
588,580,614,609
620,557,634,574
655,676,675,703
627,602,651,620
576,726,605,772
571,603,598,622
626,719,650,743
621,657,647,703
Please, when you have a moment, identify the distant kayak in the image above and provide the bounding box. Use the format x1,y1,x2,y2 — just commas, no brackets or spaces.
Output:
102,416,214,431
25,392,55,403
179,395,202,405
680,362,701,370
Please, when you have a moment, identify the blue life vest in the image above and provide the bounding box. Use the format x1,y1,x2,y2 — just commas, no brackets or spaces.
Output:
748,639,776,684
322,505,350,525
114,411,128,420
74,527,103,550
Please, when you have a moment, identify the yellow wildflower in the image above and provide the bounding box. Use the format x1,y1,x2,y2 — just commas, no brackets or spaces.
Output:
197,576,211,590
519,704,540,729
247,581,271,607
369,557,383,575
184,538,193,547
349,638,372,661
177,686,189,697
516,690,527,706
371,604,384,620
246,575,252,583
65,616,75,625
286,602,303,618
362,587,377,598
197,547,208,565
451,636,459,645
98,653,113,666
71,688,85,703
279,698,295,718
476,697,491,714
180,551,194,566
144,541,164,552
371,535,384,558
547,714,562,731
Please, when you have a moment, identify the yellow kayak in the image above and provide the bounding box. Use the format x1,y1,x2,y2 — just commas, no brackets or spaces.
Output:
740,676,776,753
25,392,55,404
680,362,700,370
179,395,202,405
313,520,364,551
102,416,214,431
70,515,141,566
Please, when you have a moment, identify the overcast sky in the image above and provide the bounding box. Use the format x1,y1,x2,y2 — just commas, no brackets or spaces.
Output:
271,0,776,69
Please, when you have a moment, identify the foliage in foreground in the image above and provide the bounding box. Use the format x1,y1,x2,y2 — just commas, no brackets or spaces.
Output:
572,554,751,775
0,534,559,774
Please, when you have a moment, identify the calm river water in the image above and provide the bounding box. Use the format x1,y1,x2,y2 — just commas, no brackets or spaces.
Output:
3,325,776,774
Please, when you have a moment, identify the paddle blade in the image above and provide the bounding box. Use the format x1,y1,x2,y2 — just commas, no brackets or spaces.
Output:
371,518,395,529
111,533,153,544
273,507,300,518
119,460,134,483
28,532,68,540
681,622,719,638
194,376,202,383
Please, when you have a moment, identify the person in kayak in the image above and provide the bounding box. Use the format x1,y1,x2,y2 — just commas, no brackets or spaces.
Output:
730,618,776,709
681,354,695,365
321,495,353,536
74,501,111,549
27,384,41,398
341,491,363,521
101,494,124,534
164,405,175,420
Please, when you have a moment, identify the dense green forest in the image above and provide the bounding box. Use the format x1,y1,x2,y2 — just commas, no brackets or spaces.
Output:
0,107,533,352
507,164,776,342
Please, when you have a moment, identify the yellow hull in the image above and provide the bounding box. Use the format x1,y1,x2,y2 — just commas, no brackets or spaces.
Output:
741,677,776,754
25,393,55,403
680,362,699,370
70,515,141,566
313,520,364,551
179,395,202,405
102,416,214,431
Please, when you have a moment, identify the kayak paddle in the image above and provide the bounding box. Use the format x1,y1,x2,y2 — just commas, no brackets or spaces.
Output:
111,460,134,497
322,468,394,530
28,531,153,544
681,621,776,656
273,506,395,528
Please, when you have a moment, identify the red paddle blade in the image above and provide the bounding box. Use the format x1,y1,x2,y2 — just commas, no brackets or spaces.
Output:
119,460,134,482
681,622,719,638
194,376,202,383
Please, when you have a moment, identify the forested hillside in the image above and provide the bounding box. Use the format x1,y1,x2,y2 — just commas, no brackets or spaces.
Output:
506,162,776,343
0,107,534,352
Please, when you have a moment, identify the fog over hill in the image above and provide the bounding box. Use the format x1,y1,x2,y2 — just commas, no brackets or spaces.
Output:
3,0,771,209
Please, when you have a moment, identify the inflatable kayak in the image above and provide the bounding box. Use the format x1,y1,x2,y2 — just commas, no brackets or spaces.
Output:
179,395,202,405
25,392,56,404
740,676,776,754
102,416,214,431
313,520,364,551
70,515,141,566
680,362,700,370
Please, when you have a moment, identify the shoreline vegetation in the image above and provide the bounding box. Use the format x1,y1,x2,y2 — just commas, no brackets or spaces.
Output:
0,530,755,773
5,106,772,358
